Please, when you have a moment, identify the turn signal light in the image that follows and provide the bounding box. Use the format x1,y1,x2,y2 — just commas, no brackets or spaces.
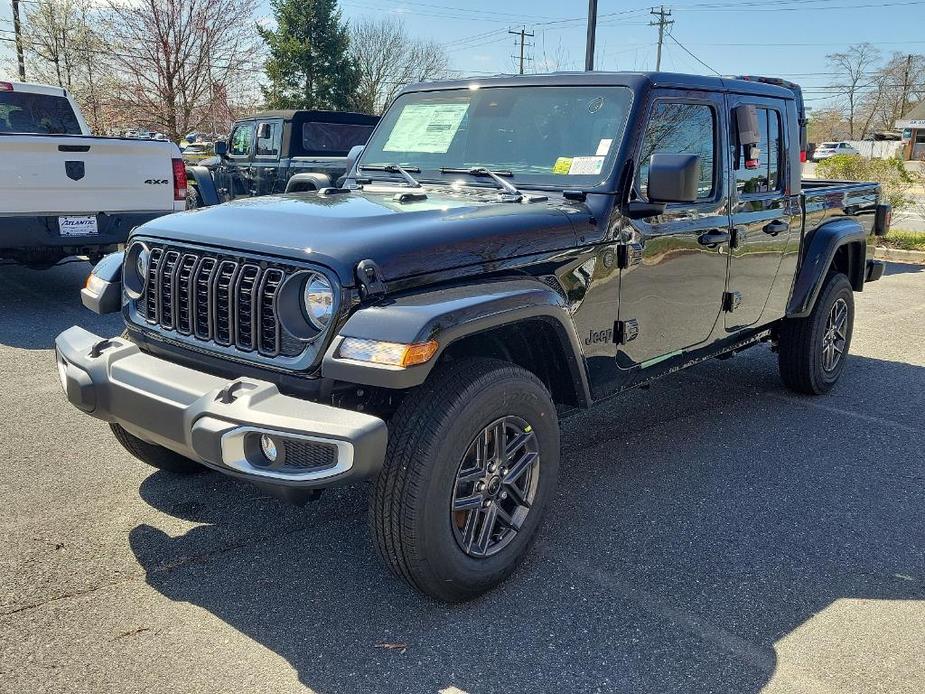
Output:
338,338,439,367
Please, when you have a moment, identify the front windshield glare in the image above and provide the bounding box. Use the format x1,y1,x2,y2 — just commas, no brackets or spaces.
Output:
359,85,633,189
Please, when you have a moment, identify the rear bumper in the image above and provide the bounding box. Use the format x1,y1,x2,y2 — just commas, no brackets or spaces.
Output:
0,211,170,252
54,326,388,500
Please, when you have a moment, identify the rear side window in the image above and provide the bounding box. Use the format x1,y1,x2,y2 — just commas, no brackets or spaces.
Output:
302,122,375,156
0,92,82,134
637,101,716,201
735,107,783,194
229,122,254,157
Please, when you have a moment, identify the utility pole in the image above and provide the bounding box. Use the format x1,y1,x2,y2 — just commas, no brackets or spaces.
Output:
585,0,598,71
900,53,913,119
11,0,26,80
649,5,673,72
509,26,534,75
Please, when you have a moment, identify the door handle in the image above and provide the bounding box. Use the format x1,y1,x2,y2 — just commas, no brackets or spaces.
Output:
697,230,731,248
763,220,789,236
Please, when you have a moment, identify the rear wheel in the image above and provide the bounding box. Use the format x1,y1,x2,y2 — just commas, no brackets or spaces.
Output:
778,272,854,394
371,358,559,602
110,423,206,474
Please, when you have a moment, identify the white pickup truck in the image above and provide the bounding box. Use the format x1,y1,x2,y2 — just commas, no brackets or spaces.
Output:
0,80,186,268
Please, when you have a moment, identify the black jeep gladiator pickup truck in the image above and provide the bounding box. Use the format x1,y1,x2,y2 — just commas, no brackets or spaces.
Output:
57,72,889,602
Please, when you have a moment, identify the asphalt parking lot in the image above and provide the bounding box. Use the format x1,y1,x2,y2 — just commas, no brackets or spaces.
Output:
0,260,922,694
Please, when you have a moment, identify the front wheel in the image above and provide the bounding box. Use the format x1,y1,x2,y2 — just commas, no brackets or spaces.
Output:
777,272,855,395
110,423,206,474
371,358,560,602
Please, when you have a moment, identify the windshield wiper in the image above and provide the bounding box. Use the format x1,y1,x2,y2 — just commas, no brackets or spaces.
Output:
440,167,522,199
357,163,422,188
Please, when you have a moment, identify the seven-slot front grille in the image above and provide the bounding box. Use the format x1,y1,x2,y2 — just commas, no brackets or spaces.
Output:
136,245,301,358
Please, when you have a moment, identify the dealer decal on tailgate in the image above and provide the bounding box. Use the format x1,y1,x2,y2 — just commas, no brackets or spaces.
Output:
58,216,99,236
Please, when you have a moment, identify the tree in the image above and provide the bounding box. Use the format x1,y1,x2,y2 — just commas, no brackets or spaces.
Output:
349,17,448,114
807,107,850,143
827,43,881,139
104,0,260,141
23,0,92,90
259,0,358,110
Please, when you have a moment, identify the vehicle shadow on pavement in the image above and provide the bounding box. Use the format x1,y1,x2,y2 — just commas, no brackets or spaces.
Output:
126,351,925,694
0,261,123,349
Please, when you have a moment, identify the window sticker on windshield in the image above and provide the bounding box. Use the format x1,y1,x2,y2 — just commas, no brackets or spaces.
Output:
553,157,573,175
596,139,613,156
568,156,605,175
383,103,469,153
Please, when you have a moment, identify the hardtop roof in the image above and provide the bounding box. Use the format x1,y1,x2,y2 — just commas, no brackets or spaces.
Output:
400,71,796,100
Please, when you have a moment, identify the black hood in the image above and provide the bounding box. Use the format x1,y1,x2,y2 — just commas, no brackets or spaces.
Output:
135,188,580,285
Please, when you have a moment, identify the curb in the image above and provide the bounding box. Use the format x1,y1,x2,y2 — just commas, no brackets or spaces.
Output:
875,246,925,265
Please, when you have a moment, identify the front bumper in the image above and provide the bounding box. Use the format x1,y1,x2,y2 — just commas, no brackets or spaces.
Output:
54,326,388,500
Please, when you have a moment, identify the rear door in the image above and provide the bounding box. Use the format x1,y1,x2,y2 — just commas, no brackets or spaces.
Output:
725,95,796,329
251,118,284,195
0,135,176,214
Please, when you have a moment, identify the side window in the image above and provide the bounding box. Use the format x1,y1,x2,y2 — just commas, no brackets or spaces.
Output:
255,121,281,158
229,122,254,158
637,101,716,201
736,107,782,194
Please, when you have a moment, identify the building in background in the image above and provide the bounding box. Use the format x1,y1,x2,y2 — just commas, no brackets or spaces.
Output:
896,102,925,160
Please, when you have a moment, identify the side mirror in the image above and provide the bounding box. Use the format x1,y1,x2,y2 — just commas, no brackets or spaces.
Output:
256,122,271,140
214,140,228,156
345,145,365,175
647,153,701,204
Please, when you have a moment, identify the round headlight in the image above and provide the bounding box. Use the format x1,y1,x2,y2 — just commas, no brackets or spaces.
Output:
135,247,149,281
303,273,334,330
124,242,149,299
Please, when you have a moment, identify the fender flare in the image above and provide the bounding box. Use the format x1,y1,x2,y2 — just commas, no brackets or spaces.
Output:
787,217,867,318
285,173,332,193
185,165,220,206
321,278,591,405
80,251,124,314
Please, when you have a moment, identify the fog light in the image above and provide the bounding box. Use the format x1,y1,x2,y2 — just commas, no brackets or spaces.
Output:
260,434,279,462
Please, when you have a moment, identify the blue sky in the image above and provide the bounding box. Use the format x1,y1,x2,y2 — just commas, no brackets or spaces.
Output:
3,0,925,108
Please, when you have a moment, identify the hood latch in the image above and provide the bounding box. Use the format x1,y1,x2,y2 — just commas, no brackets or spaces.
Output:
356,259,387,300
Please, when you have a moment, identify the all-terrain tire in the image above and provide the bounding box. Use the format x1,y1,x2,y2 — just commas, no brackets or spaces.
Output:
371,358,560,602
778,272,854,395
110,423,206,474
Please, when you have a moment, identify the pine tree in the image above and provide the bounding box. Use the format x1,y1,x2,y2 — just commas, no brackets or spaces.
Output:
258,0,359,110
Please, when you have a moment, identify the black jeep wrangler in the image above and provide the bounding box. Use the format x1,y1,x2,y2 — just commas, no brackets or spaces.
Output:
186,110,378,207
58,72,888,602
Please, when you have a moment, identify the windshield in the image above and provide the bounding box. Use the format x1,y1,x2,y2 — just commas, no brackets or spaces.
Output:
359,85,633,189
0,92,82,134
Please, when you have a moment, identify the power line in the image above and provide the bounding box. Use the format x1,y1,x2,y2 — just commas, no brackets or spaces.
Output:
666,33,720,75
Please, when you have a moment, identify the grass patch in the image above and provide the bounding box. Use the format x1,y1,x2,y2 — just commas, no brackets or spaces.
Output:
879,229,925,251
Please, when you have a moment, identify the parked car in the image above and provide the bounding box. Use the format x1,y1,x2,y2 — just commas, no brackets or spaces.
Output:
0,80,186,268
180,141,214,165
59,72,889,602
812,141,858,160
185,110,378,207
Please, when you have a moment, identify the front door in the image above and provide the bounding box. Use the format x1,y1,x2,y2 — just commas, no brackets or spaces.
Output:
725,95,794,329
219,120,256,200
617,91,731,367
